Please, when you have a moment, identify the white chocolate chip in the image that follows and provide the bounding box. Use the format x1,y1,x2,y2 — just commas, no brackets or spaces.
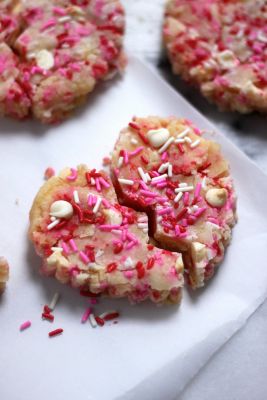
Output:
47,250,70,268
205,188,228,208
147,128,170,148
191,242,207,264
103,209,122,226
216,50,238,70
50,200,73,219
36,49,54,70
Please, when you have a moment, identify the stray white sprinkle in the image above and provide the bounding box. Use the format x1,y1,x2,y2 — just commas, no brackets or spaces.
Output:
51,247,63,252
131,138,138,145
58,15,71,23
177,127,190,138
174,138,185,144
138,222,148,229
168,164,173,178
89,314,97,328
158,162,169,174
91,177,96,185
174,192,183,203
151,174,168,183
138,167,148,183
95,249,104,258
179,183,188,188
124,257,134,269
93,197,102,214
146,173,151,182
190,139,201,149
73,190,80,204
49,292,60,310
158,137,174,154
118,178,134,186
117,156,124,168
202,177,207,189
175,186,194,193
184,136,192,144
47,219,60,230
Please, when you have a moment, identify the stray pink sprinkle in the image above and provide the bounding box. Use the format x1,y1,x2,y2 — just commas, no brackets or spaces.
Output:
81,307,92,323
194,183,202,199
140,190,158,198
67,168,78,182
69,239,78,252
61,242,70,255
139,181,149,190
151,178,166,187
95,178,101,192
158,207,172,216
99,177,110,189
99,224,121,231
183,192,190,206
44,167,55,180
20,321,31,331
129,147,144,157
79,251,90,265
161,152,168,161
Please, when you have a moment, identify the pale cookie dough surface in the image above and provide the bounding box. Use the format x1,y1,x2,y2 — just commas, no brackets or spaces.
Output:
164,0,267,113
0,257,9,293
111,116,237,289
29,165,184,304
0,0,125,123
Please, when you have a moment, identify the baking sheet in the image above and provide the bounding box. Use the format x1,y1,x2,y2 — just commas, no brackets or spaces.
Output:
0,57,267,400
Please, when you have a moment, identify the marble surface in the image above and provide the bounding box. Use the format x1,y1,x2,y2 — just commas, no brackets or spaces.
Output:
122,1,267,400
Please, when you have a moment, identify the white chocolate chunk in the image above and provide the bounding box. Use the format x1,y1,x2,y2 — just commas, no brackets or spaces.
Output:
205,188,228,208
216,50,238,69
36,49,54,70
47,250,70,268
147,128,170,148
191,242,207,264
50,200,73,219
103,209,122,226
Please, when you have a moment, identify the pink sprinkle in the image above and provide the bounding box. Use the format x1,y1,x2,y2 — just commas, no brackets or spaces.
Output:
41,18,56,32
81,307,92,323
20,321,31,331
179,232,187,239
161,152,168,161
99,177,110,189
162,221,172,229
157,182,168,189
79,251,89,265
99,224,121,231
175,225,180,236
122,150,129,165
139,180,149,190
95,178,101,192
151,178,166,186
112,239,122,246
67,168,78,182
61,242,70,255
31,66,46,75
88,195,93,207
53,7,67,16
44,167,55,180
126,232,138,242
124,270,134,279
150,171,159,177
129,147,144,157
158,207,172,216
194,183,202,199
126,241,137,250
140,190,158,198
194,207,207,218
183,192,190,206
122,229,127,242
181,219,188,227
102,198,111,209
208,217,220,225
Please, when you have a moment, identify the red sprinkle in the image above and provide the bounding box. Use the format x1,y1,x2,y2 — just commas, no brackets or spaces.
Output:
43,305,52,314
104,312,120,321
177,143,185,154
95,316,105,327
147,257,155,270
49,328,63,337
136,261,145,279
113,242,123,254
42,313,54,322
107,262,117,273
141,155,149,165
138,131,149,145
128,122,140,131
147,244,154,251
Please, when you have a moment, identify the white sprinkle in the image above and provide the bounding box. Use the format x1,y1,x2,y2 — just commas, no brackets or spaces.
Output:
117,156,124,168
111,229,122,236
124,257,134,269
73,190,80,204
49,292,60,310
168,164,173,177
174,192,183,203
179,183,188,188
131,138,138,145
93,197,102,214
91,177,96,185
138,167,148,183
138,222,148,229
118,178,134,186
202,177,207,189
184,136,192,144
158,137,174,154
192,205,199,212
174,138,185,144
151,174,168,183
51,247,63,252
47,219,60,230
175,186,194,193
158,162,169,173
190,139,201,149
177,127,190,138
95,249,104,258
89,314,97,328
58,15,71,23
146,173,151,182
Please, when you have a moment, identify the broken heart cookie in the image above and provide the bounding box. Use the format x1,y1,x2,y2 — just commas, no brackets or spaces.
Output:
111,116,237,289
0,0,125,123
29,165,184,304
164,0,267,113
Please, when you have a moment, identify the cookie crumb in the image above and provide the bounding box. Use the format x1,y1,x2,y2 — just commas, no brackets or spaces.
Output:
0,257,9,293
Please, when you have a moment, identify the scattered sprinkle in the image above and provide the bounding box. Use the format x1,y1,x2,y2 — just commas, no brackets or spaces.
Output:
190,139,201,149
49,328,63,338
118,178,134,186
47,219,60,230
89,314,97,328
158,137,174,154
49,292,60,311
20,321,31,331
73,190,80,204
81,307,92,323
